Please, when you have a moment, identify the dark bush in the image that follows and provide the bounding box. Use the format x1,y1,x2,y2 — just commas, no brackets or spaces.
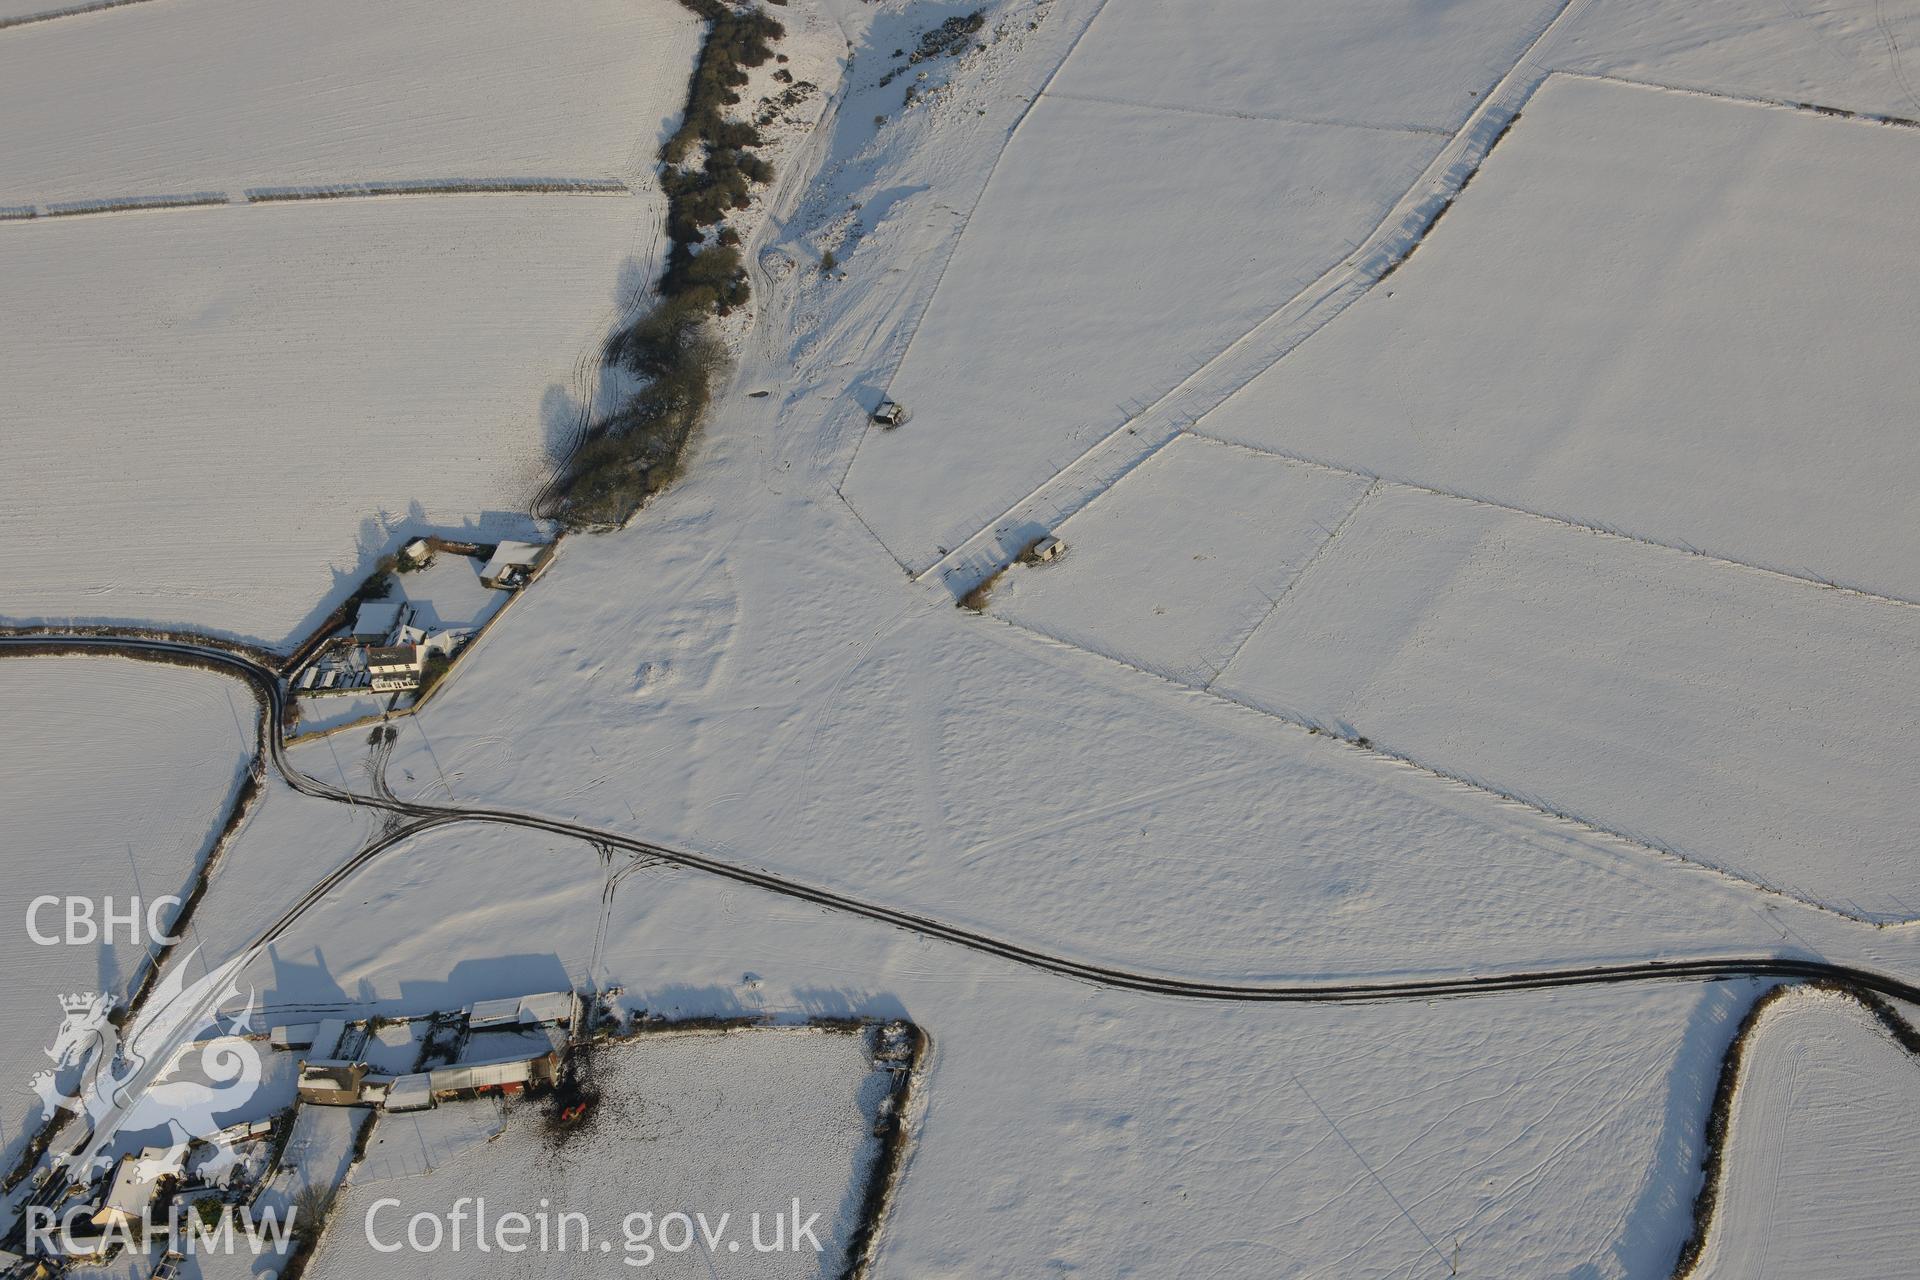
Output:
548,3,782,527
551,300,730,527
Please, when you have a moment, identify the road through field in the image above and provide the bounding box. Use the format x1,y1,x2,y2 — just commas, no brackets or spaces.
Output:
4,633,1918,1010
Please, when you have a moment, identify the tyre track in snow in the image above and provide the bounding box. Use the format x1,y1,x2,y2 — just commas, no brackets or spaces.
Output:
6,632,1920,1010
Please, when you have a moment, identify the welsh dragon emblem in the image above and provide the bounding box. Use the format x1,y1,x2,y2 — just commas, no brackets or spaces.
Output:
32,947,265,1182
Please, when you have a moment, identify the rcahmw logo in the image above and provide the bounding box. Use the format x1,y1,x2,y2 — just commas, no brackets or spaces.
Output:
32,945,267,1180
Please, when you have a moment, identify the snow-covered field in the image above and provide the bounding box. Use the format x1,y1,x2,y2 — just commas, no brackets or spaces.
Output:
169,798,1785,1280
1046,0,1566,128
309,522,1844,985
9,0,1920,1274
0,657,252,1164
1208,484,1920,919
1554,0,1920,118
291,692,392,739
840,89,1436,569
0,0,113,25
1691,990,1920,1278
207,822,603,1010
0,0,698,646
966,61,1920,918
0,195,651,645
309,1030,886,1279
986,435,1372,684
1199,73,1920,602
0,0,700,204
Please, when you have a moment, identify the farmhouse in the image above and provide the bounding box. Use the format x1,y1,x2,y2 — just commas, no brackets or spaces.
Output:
395,623,471,658
478,541,550,589
367,645,424,692
296,1060,370,1106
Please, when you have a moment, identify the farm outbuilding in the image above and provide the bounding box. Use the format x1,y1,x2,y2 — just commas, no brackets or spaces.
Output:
429,1049,563,1099
468,990,578,1030
1028,535,1064,563
385,1073,435,1113
478,541,550,589
351,600,411,642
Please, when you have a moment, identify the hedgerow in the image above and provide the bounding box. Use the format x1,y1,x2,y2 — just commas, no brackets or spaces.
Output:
547,2,782,527
659,1,785,310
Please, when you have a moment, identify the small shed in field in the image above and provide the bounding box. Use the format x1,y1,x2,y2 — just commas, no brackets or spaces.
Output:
1025,535,1064,563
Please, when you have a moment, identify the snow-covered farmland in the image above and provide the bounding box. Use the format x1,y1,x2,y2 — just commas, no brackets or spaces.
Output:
0,0,701,205
189,821,593,1012
169,779,368,977
167,789,1792,1280
1691,989,1920,1279
840,93,1439,571
1210,484,1920,919
334,503,1838,986
1046,0,1566,129
1198,73,1920,601
308,1030,887,1279
0,195,658,645
0,656,252,1164
1554,0,1920,119
10,0,1920,1273
986,435,1371,684
0,0,699,646
0,0,105,25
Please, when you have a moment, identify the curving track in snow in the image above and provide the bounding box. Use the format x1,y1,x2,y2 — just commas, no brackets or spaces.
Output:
4,631,1919,1009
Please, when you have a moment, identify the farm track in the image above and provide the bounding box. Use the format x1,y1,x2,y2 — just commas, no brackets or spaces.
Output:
6,633,1920,1009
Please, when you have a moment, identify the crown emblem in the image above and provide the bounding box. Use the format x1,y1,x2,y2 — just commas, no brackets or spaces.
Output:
59,992,101,1015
